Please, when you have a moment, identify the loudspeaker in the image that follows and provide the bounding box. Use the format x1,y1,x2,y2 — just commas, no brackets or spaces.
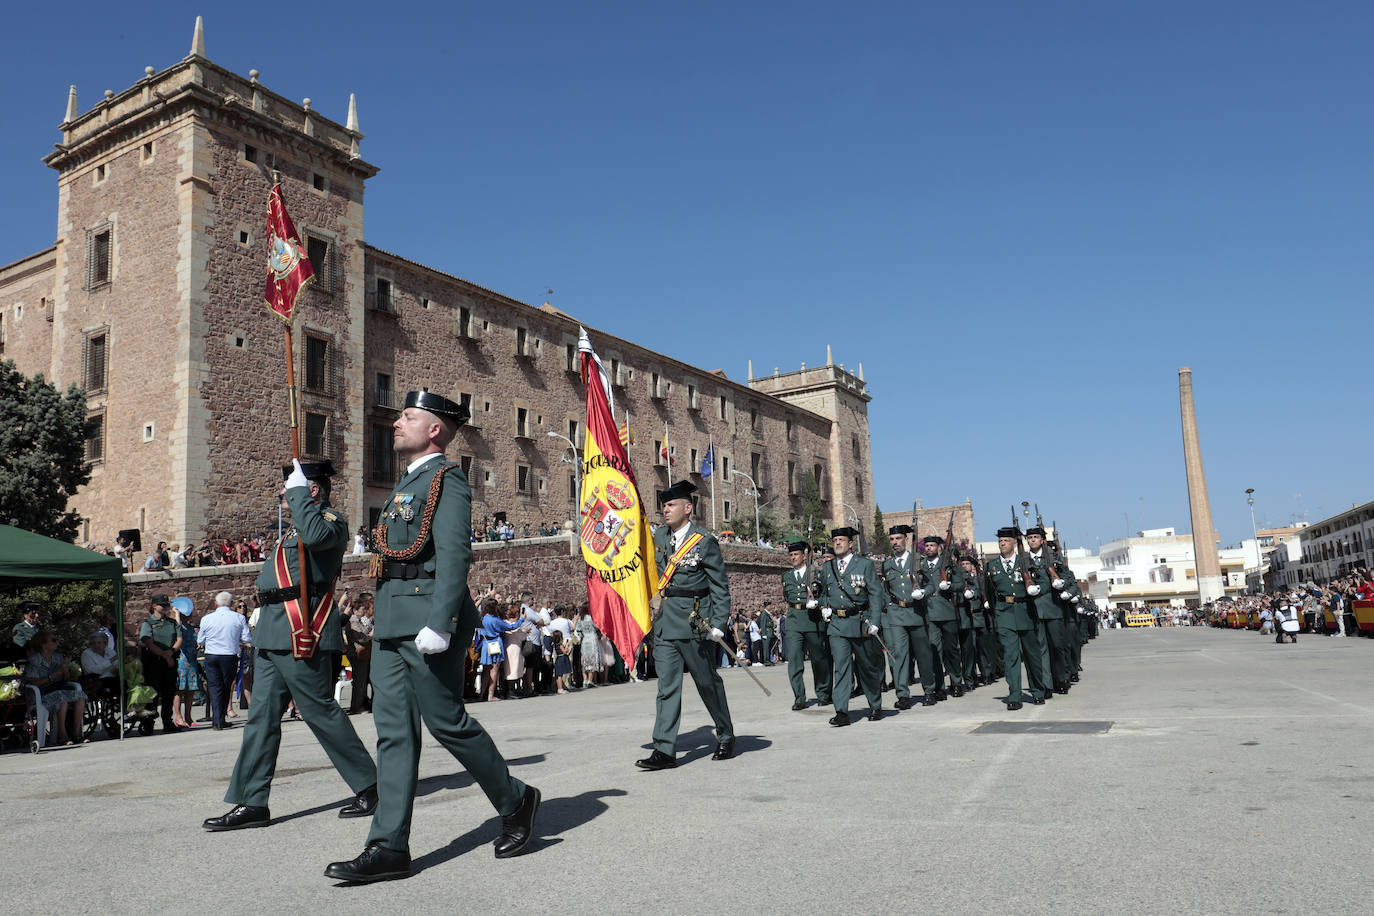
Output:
118,528,142,552
493,511,507,524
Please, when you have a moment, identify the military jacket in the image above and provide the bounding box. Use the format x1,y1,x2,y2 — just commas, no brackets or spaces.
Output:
983,555,1035,632
880,552,925,627
759,612,775,638
652,522,730,641
139,615,178,649
373,455,479,640
816,554,884,637
1025,550,1062,620
957,572,985,629
253,487,349,652
780,565,825,633
917,555,964,622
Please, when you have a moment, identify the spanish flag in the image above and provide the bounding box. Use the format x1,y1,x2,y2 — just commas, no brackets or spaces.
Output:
578,327,656,667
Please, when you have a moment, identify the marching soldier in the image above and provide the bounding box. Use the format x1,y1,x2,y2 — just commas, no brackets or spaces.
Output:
816,526,885,726
916,535,965,698
983,527,1050,710
781,541,832,711
326,392,539,883
879,525,937,709
1025,526,1075,694
636,480,735,769
957,555,985,688
206,460,378,833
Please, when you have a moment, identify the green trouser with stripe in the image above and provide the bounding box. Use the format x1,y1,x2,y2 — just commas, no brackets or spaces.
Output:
998,625,1049,704
829,632,884,714
367,634,525,854
225,648,376,808
784,627,832,704
884,621,935,699
652,637,734,754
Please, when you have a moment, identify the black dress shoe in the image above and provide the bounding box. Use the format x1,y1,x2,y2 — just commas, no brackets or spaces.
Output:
1006,701,1023,711
933,690,949,702
203,805,270,831
711,739,735,761
791,700,807,711
494,785,541,859
635,750,678,770
950,685,965,698
1070,673,1080,683
1055,687,1069,695
893,697,913,710
338,784,378,819
921,696,937,707
324,843,411,883
829,712,851,727
1030,696,1045,705
867,708,882,722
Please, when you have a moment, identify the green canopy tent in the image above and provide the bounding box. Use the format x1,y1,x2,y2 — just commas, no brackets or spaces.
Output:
0,525,126,741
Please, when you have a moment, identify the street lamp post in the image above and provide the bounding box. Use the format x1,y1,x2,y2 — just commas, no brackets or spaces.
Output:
1245,488,1260,593
547,431,582,527
732,469,762,545
842,501,863,554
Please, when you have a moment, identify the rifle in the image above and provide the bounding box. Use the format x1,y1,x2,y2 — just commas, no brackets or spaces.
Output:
1010,505,1036,591
912,501,926,588
938,511,956,583
1035,503,1068,585
804,515,820,604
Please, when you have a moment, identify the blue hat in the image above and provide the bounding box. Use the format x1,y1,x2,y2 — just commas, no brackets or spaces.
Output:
170,596,194,618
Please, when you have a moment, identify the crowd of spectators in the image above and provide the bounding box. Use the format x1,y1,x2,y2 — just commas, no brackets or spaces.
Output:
87,533,281,572
1201,567,1374,641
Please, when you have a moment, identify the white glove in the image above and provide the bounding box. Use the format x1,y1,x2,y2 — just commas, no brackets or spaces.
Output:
1052,578,1065,590
1072,595,1081,604
982,602,989,610
710,627,725,640
867,624,879,636
1027,585,1042,597
912,588,925,600
938,580,951,591
414,626,451,655
1060,591,1072,601
821,607,833,621
805,599,818,609
283,458,309,491
963,589,974,599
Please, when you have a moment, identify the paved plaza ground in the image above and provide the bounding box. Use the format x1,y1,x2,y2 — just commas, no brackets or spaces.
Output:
4,626,1371,914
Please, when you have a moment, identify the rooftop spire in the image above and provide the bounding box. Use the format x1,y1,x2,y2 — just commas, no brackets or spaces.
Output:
190,15,205,58
63,85,78,124
346,93,359,132
826,344,833,366
747,359,754,381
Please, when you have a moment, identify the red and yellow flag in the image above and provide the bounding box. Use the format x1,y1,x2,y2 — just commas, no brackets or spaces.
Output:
578,327,656,666
264,182,315,324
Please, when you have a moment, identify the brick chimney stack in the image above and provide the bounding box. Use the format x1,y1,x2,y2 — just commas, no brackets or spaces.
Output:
1179,367,1225,603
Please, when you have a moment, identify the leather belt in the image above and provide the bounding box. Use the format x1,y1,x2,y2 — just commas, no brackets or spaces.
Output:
788,602,806,610
889,600,912,608
834,607,860,618
258,584,331,604
663,587,708,598
1001,596,1025,604
378,561,435,581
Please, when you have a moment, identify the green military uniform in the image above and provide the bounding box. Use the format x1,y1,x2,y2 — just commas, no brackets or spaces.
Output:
956,564,983,686
367,451,527,854
1026,541,1075,692
781,557,832,706
758,608,775,665
650,520,734,755
879,545,936,704
816,541,885,717
225,485,376,809
983,547,1051,706
917,543,965,694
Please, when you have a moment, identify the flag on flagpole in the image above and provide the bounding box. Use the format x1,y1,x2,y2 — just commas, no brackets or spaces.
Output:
618,412,633,449
263,182,315,324
699,443,714,479
577,327,656,669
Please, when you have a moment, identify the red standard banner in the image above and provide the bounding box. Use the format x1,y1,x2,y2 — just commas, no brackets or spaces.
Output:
264,182,315,324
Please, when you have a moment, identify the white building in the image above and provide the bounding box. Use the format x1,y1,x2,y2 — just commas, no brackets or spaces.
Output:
1096,527,1258,608
1296,501,1374,583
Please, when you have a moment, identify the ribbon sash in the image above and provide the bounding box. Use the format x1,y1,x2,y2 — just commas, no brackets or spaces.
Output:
273,538,335,659
656,531,705,593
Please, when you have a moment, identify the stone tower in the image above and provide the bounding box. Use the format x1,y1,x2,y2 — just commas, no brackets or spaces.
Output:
40,17,376,544
748,346,874,531
1178,367,1224,603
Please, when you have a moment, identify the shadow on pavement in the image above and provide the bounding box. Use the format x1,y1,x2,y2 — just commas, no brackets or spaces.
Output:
411,787,627,875
415,753,546,797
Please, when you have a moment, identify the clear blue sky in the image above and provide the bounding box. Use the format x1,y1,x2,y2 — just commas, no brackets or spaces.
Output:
4,1,1371,549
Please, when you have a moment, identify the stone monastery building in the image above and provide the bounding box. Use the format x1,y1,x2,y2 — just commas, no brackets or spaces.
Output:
0,20,875,549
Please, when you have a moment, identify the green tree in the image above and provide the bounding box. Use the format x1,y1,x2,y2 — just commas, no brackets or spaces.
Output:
1,580,117,658
0,360,92,541
871,504,890,556
798,470,825,542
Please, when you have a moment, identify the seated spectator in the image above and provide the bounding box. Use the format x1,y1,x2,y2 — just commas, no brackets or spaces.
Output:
22,630,88,745
11,601,41,657
169,544,190,568
80,633,120,712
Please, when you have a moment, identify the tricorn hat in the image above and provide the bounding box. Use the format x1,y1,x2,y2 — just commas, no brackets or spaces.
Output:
150,593,171,607
996,526,1020,539
404,390,470,426
1026,525,1047,537
786,541,809,553
922,535,944,545
831,526,858,538
281,460,336,479
657,480,697,504
888,524,913,535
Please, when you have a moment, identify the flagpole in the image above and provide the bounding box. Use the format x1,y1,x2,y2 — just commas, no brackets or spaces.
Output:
710,435,717,530
664,422,672,485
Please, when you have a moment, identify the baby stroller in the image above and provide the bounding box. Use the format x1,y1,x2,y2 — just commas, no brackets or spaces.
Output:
121,658,160,736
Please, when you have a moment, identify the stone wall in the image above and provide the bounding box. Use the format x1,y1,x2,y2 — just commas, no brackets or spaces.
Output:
119,535,792,644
